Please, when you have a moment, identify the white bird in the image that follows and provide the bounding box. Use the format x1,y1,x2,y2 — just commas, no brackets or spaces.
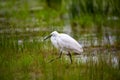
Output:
44,31,83,63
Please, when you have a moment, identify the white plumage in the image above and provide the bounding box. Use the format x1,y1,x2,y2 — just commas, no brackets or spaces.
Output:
50,31,83,54
44,31,83,63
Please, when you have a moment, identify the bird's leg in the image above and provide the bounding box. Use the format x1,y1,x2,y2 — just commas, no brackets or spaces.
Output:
68,52,72,63
48,51,62,63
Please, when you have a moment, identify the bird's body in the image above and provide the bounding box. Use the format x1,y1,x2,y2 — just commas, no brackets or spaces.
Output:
44,31,83,63
50,31,83,54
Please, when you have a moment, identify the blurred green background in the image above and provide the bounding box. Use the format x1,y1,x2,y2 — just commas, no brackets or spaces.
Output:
0,0,120,80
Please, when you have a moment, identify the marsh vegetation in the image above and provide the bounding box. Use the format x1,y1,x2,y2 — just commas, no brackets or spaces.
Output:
0,0,120,80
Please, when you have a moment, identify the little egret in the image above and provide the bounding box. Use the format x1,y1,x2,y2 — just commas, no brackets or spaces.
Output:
44,31,83,63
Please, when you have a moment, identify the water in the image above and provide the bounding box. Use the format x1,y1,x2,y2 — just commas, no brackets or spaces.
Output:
64,50,119,68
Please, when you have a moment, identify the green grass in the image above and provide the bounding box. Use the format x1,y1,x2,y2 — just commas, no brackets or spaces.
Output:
0,0,120,80
0,36,120,80
0,46,120,80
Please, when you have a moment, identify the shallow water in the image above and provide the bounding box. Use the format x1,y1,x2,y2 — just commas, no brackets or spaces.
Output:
0,27,115,46
64,53,119,67
0,26,119,67
0,1,120,80
0,18,120,69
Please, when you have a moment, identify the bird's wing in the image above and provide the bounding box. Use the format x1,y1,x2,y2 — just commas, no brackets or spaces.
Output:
58,34,83,53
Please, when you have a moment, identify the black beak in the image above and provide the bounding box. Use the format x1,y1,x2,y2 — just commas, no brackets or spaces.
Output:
44,34,52,41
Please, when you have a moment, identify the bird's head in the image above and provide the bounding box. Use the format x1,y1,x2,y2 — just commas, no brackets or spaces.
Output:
51,31,59,36
44,31,59,40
